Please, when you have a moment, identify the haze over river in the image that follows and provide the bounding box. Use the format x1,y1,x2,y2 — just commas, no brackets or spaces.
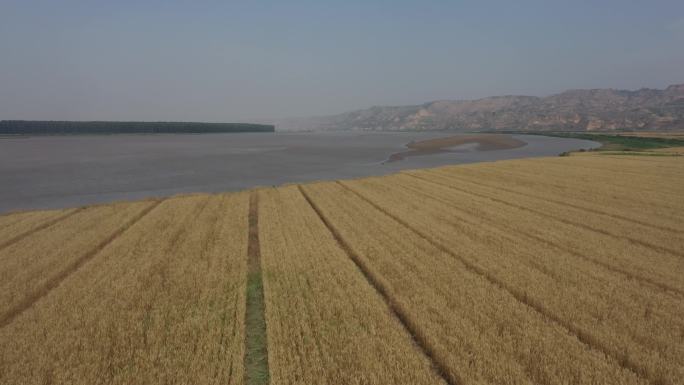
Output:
0,132,598,213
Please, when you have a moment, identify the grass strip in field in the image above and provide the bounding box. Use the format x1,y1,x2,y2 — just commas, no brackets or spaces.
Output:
244,191,269,385
0,200,162,328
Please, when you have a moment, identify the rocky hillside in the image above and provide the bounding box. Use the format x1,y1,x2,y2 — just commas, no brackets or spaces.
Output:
280,84,684,132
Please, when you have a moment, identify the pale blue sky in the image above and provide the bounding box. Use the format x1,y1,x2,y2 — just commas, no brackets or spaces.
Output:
1,0,683,121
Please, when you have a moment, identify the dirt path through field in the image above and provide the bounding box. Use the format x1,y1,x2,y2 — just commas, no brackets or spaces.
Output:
244,192,269,385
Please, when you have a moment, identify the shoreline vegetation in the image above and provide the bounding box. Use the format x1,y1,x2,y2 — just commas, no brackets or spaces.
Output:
0,120,274,135
518,131,684,156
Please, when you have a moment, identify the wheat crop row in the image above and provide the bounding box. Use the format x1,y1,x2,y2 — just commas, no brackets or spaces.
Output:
418,168,683,256
258,186,444,385
0,207,79,247
0,201,154,322
301,181,646,385
396,171,684,293
339,166,683,384
0,154,681,385
0,194,249,385
426,160,684,228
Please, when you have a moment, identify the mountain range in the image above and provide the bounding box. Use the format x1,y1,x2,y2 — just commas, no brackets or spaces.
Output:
278,84,684,132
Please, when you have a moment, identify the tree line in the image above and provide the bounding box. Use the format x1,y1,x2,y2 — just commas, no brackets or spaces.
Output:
0,120,275,135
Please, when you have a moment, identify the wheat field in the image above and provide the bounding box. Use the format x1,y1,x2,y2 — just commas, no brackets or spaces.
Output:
0,154,682,385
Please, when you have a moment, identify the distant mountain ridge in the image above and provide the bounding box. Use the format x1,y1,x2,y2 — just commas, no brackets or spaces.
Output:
279,84,684,132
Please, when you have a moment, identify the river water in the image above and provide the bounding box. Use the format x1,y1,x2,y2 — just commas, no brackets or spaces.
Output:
0,131,598,213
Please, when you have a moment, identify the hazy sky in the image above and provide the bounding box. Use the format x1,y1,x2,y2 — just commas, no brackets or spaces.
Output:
1,0,683,122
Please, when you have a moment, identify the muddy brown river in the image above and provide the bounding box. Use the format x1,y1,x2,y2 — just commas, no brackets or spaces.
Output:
0,131,598,213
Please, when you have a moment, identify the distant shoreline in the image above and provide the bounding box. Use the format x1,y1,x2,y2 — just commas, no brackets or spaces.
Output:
0,120,274,135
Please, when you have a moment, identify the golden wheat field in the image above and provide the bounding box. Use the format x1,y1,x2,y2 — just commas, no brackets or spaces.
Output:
0,154,683,385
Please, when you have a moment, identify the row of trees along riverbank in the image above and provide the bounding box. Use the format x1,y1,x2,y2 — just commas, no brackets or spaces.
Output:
0,120,274,135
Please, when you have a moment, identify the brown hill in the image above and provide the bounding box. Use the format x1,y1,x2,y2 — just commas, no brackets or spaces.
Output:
279,84,684,131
